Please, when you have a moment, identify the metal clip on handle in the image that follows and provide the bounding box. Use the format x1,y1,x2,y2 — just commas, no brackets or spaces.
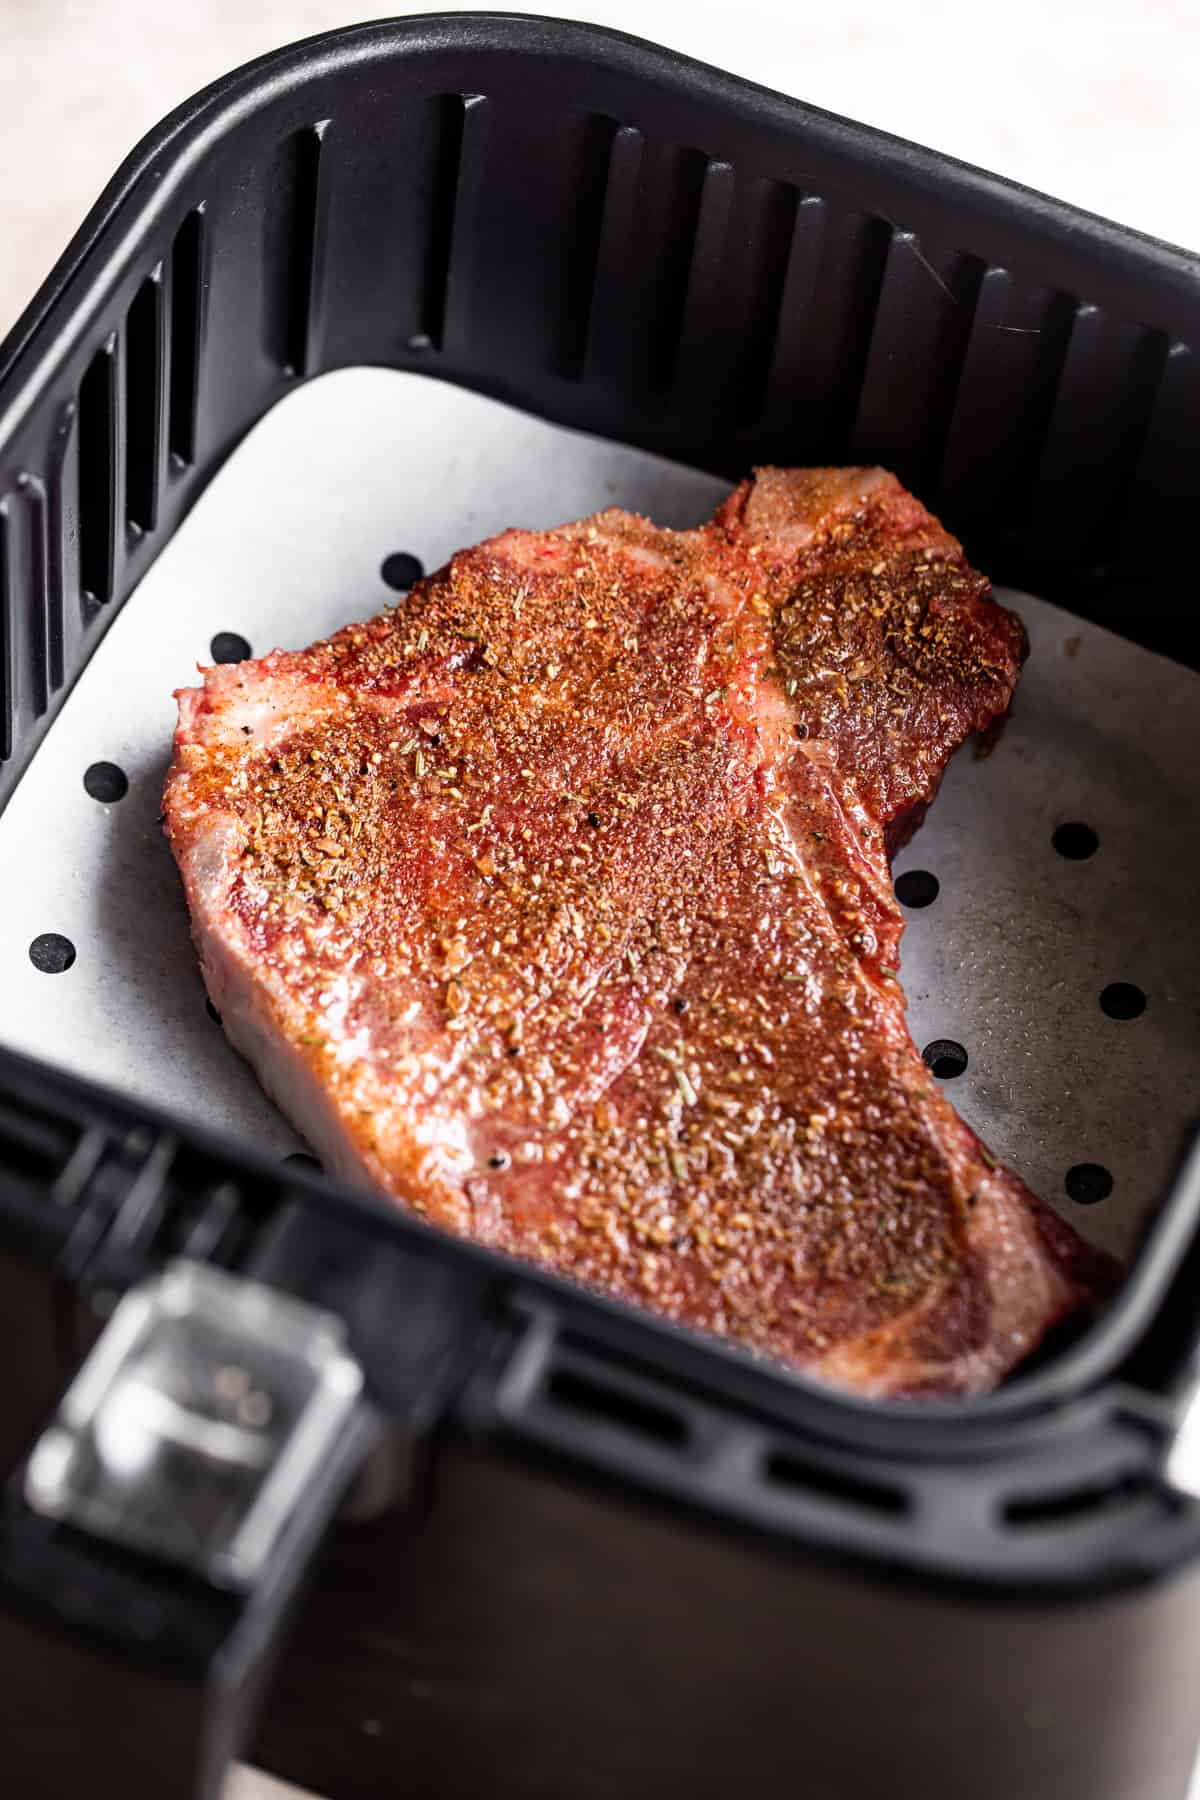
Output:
1,1258,378,1800
0,1048,491,1800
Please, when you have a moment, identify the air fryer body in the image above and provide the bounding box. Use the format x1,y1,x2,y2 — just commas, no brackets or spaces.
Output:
2,17,1200,1800
249,1442,1200,1800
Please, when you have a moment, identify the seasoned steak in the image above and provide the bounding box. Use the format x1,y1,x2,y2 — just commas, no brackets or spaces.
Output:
165,467,1115,1397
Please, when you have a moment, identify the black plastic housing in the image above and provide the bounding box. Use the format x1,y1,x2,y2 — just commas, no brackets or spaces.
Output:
2,16,1200,1799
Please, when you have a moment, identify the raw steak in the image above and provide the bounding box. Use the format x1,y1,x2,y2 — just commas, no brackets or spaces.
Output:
165,467,1115,1397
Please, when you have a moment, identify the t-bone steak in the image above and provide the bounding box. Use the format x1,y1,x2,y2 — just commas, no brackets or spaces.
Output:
165,467,1115,1397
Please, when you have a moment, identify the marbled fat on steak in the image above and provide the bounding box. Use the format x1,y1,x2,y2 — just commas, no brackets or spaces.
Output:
165,468,1115,1396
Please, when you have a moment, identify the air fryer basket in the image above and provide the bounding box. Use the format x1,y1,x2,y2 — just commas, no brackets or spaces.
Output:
2,16,1200,1800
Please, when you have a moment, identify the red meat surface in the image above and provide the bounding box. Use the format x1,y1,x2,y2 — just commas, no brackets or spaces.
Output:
165,467,1115,1397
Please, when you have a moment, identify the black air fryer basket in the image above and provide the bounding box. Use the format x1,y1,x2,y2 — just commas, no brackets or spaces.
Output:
2,17,1200,1800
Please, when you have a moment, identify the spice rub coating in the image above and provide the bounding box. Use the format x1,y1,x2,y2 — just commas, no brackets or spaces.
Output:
165,466,1116,1397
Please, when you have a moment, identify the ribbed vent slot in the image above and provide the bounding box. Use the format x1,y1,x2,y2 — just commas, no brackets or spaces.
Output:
544,1366,689,1448
1107,340,1200,658
422,96,469,351
1120,340,1200,526
583,134,707,402
758,193,827,440
125,272,164,532
850,229,985,493
557,113,620,378
168,209,204,465
643,143,708,398
45,403,74,675
1092,328,1170,563
78,341,117,605
938,274,1077,530
23,479,50,716
764,1448,908,1517
0,1094,77,1184
1003,1473,1153,1527
173,1179,243,1265
761,206,892,459
262,124,327,377
581,124,644,380
668,168,802,427
668,158,736,407
1121,339,1200,531
1029,307,1170,568
315,91,490,367
734,179,801,426
0,507,11,760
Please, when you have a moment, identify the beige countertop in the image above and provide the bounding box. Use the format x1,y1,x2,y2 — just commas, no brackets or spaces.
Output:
1,2,1197,1796
2,0,1198,345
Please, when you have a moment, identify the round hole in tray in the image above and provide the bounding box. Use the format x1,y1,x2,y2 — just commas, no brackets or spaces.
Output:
1065,1162,1113,1205
83,760,128,803
895,869,939,909
381,551,424,593
1099,981,1147,1021
29,932,76,974
1052,821,1099,860
210,631,252,664
922,1038,968,1080
283,1151,322,1172
205,997,221,1025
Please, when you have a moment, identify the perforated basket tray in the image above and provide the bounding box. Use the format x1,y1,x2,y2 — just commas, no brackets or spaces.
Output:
1,17,1200,1800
